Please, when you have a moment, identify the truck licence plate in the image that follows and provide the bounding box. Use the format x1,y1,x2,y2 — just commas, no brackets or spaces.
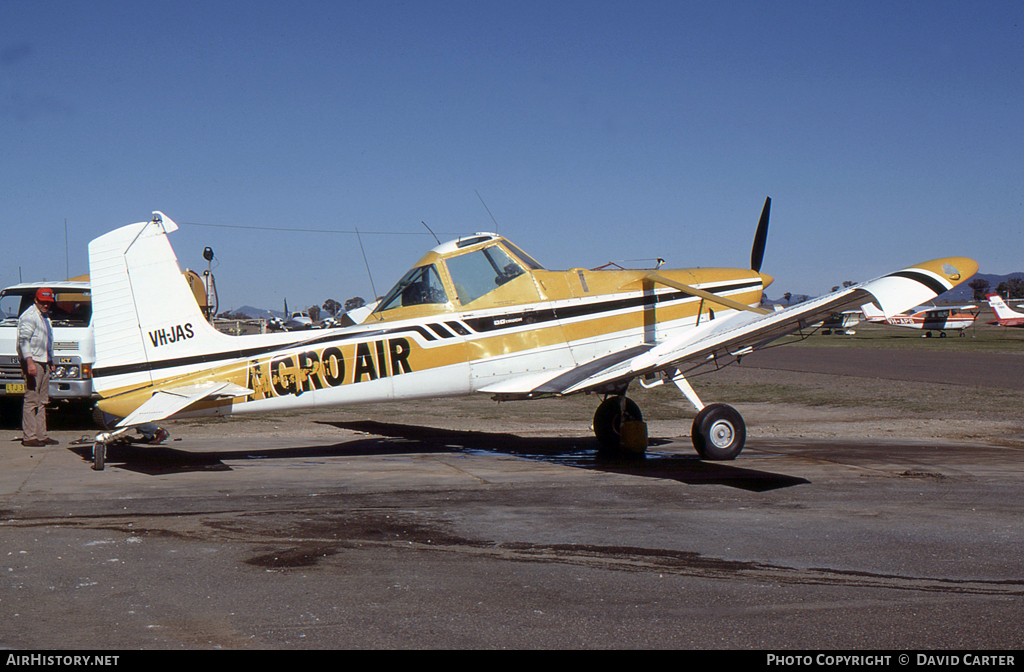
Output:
5,383,25,394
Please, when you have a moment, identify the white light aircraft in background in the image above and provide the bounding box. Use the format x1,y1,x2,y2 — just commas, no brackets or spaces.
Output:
817,310,861,335
84,201,977,470
986,293,1024,328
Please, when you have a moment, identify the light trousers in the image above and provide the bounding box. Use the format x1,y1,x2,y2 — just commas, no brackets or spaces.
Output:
22,359,50,442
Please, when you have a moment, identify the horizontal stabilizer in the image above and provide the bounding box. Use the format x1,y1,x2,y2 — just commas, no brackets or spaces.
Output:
115,381,253,428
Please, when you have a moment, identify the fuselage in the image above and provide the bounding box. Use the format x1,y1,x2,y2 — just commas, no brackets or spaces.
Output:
94,232,770,420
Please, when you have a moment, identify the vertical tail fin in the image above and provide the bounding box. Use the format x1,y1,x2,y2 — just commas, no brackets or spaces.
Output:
860,302,885,321
986,293,1024,319
88,211,234,395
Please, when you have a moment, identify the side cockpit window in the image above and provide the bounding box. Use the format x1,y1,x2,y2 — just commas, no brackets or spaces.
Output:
375,264,449,313
502,241,545,271
446,244,525,305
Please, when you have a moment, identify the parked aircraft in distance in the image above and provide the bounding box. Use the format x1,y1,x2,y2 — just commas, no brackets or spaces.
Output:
268,299,313,331
817,310,861,335
83,202,977,470
986,293,1024,328
861,303,978,337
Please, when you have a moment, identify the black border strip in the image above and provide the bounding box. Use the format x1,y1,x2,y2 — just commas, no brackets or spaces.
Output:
887,270,949,296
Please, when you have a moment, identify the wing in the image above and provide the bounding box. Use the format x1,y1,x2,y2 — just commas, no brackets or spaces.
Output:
484,256,977,399
115,381,253,428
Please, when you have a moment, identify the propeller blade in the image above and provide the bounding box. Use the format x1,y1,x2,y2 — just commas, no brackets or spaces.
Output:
750,196,771,272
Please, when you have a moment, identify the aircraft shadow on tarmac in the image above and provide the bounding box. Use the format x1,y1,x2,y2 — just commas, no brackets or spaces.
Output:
68,421,808,492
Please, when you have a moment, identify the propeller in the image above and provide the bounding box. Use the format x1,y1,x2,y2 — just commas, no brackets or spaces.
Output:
750,196,771,273
642,195,775,316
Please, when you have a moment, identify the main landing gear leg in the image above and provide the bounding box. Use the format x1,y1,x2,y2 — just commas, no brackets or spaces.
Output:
673,374,746,461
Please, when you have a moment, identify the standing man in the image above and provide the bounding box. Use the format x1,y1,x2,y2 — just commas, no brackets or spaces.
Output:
18,287,58,447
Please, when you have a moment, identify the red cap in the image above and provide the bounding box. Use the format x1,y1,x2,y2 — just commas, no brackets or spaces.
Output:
35,287,55,303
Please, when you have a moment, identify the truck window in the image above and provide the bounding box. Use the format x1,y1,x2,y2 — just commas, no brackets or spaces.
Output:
51,291,92,326
0,289,91,327
0,293,32,324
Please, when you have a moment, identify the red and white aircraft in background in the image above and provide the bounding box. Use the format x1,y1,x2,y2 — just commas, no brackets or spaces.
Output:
861,303,978,337
986,293,1024,328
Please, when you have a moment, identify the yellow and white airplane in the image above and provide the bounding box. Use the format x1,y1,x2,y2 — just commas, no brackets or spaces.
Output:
85,202,977,470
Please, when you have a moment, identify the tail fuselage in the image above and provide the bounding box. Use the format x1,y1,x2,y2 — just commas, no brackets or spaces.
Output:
986,293,1024,327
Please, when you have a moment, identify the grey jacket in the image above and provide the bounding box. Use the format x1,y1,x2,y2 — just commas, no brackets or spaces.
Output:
17,304,54,364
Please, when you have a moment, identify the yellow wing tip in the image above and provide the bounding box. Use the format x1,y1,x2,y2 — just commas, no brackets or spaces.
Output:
912,257,979,286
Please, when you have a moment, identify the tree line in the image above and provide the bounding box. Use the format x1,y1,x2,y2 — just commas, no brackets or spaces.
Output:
969,278,1024,301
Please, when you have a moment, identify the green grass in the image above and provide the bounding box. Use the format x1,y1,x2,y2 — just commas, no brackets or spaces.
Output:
779,322,1024,353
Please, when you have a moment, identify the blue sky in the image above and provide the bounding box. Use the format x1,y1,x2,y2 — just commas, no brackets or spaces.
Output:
2,0,1022,312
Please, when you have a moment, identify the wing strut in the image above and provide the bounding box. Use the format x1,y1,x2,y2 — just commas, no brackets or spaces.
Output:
671,373,705,411
645,272,770,316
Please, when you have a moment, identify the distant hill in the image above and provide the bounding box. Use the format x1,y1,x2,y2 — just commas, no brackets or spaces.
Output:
937,271,1024,303
225,305,282,320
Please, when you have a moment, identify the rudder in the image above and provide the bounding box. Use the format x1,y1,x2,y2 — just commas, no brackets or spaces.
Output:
88,211,234,396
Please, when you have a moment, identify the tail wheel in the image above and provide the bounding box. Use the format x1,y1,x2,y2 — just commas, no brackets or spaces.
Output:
593,396,642,451
692,403,746,461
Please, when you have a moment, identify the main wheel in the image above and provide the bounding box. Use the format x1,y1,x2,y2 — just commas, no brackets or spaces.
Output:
593,396,643,451
92,441,105,471
692,403,746,461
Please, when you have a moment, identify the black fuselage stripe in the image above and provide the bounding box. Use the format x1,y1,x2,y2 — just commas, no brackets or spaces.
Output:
428,323,456,338
463,281,761,332
93,280,761,381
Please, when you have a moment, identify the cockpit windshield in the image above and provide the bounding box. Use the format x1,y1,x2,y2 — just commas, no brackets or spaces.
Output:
374,264,449,313
446,244,526,305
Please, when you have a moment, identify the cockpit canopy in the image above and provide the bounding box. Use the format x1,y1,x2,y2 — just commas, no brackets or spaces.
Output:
375,264,449,312
373,233,545,317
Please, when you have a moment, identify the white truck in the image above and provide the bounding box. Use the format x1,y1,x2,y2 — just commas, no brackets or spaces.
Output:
1,272,215,424
0,280,96,420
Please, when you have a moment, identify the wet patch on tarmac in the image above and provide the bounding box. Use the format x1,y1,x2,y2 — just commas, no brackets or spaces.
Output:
329,420,811,492
247,545,341,569
8,502,1022,597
